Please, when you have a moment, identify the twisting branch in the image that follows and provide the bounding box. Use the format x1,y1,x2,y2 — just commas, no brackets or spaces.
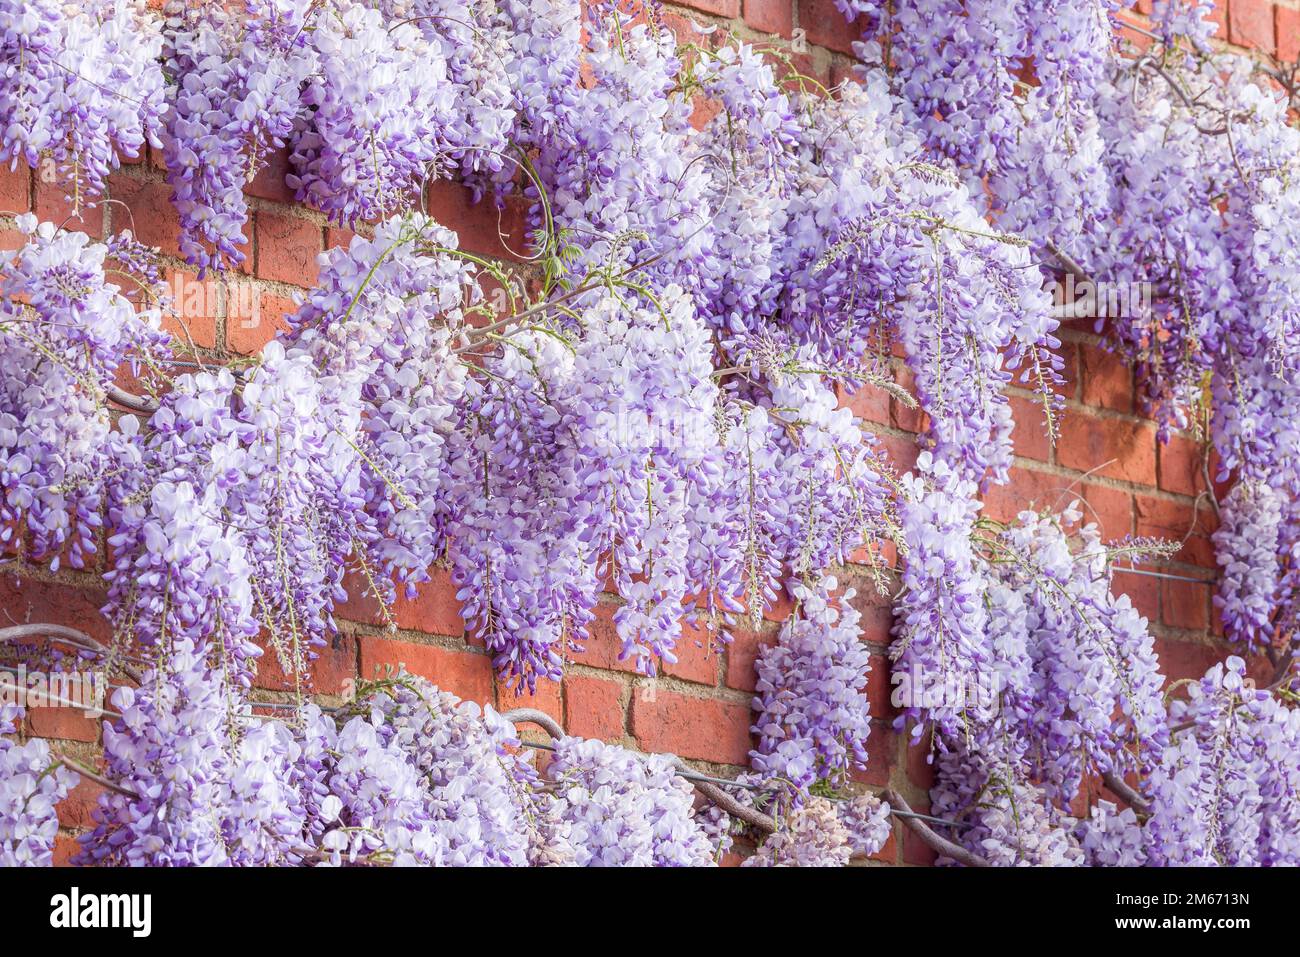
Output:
500,707,565,740
883,788,989,868
105,384,160,415
0,623,144,685
1101,771,1152,815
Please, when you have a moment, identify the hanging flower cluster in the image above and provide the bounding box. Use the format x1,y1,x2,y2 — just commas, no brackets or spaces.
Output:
0,0,165,214
1,0,1299,870
0,703,76,867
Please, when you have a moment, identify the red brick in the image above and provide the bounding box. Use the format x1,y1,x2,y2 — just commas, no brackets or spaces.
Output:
0,165,30,214
573,604,644,675
866,653,893,719
1229,0,1276,51
499,669,562,719
837,379,889,426
246,147,296,203
35,177,103,237
901,800,939,866
255,628,357,696
799,0,864,57
1162,578,1209,632
162,268,219,349
878,432,919,476
1279,6,1300,61
563,673,626,741
53,834,81,867
1079,343,1134,413
27,707,100,743
850,720,895,786
1009,395,1054,462
357,635,494,705
426,180,525,261
325,226,357,251
1081,482,1133,540
982,465,1051,525
744,0,793,36
1157,432,1205,497
1215,3,1232,39
724,626,775,692
662,619,719,685
905,725,937,792
1154,638,1223,684
675,0,740,16
1057,413,1156,486
108,175,183,258
57,776,106,830
255,210,321,286
392,566,465,637
866,817,898,863
890,365,925,433
630,686,752,765
0,576,110,642
228,290,296,354
1134,494,1215,567
1116,567,1160,623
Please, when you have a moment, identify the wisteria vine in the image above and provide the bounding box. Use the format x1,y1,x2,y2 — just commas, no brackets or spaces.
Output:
0,0,1298,868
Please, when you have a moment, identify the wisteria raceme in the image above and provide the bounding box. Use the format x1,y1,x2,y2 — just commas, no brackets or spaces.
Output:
290,2,454,225
542,735,715,867
162,0,316,272
280,214,473,594
444,328,596,690
378,0,516,191
77,638,236,866
750,576,874,790
0,216,167,571
0,703,76,867
0,0,164,211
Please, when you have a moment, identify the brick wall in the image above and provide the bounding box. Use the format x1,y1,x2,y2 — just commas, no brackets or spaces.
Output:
0,1,1293,867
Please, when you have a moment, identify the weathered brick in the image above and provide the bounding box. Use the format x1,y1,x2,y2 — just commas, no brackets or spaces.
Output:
563,674,626,741
675,0,740,16
1279,6,1300,61
724,626,774,693
630,686,752,765
573,603,644,675
662,619,719,685
1008,395,1053,462
162,268,219,349
35,177,103,237
109,175,184,259
255,210,321,286
0,165,30,214
1081,482,1133,540
1162,578,1210,632
426,180,526,261
1079,343,1134,413
227,290,296,355
1057,412,1156,486
800,0,863,56
837,380,889,426
744,0,793,37
392,567,465,637
1157,432,1204,497
1229,0,1276,51
255,628,357,697
358,635,494,704
27,707,100,743
1134,494,1215,567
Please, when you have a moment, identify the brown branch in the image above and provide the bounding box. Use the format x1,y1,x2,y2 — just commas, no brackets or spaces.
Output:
883,788,989,868
1101,770,1151,815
